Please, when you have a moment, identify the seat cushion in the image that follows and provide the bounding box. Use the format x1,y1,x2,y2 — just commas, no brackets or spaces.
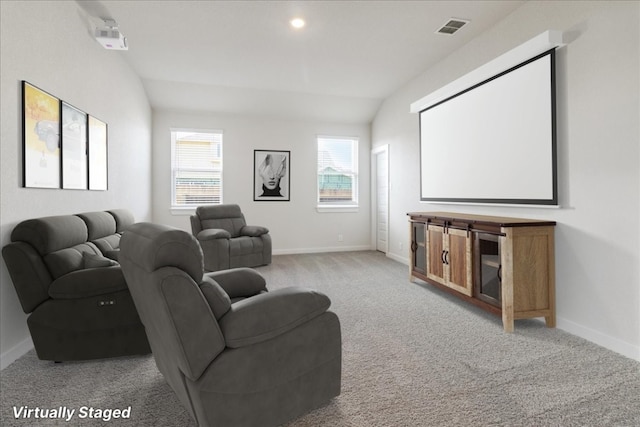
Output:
48,266,128,299
229,236,264,256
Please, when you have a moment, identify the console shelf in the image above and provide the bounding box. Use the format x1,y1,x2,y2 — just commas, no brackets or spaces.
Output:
408,212,556,332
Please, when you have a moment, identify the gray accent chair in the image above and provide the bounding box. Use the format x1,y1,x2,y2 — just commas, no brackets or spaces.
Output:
190,204,272,272
2,210,150,361
120,222,341,427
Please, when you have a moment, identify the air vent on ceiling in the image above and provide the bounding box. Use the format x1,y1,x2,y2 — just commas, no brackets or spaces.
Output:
436,18,469,35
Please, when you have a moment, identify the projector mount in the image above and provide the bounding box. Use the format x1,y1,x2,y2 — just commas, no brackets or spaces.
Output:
95,17,128,50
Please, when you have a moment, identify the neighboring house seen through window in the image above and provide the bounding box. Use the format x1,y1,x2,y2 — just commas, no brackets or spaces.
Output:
317,136,358,209
171,129,222,208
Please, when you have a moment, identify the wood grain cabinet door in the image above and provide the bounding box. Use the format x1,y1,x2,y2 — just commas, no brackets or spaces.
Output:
444,228,473,296
426,225,445,284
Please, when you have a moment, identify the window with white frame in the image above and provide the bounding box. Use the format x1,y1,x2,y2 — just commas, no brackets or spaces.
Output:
171,129,222,208
317,136,358,208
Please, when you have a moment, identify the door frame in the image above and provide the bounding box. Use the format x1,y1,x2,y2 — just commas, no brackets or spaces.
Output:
371,144,389,253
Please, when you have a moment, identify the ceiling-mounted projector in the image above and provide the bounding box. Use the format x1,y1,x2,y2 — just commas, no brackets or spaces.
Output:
95,18,128,50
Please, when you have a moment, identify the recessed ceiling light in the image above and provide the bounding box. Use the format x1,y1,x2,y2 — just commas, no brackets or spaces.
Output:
290,18,305,29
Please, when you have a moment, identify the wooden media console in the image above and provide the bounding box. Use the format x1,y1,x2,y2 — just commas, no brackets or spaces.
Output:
408,212,556,332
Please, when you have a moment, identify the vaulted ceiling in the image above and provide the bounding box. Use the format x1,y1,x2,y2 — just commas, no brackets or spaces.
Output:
79,1,525,123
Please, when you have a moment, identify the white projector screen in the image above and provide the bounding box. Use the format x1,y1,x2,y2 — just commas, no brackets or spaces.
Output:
419,49,557,205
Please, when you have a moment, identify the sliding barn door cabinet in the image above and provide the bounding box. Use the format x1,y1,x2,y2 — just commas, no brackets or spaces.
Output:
408,212,556,332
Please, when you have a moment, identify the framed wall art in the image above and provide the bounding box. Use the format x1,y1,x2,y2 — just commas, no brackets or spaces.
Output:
88,115,108,190
254,149,290,201
61,102,88,189
22,81,61,188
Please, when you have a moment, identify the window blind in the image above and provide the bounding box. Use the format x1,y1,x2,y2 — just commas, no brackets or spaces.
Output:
171,130,222,207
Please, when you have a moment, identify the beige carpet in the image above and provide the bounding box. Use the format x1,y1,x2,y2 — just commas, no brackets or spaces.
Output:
2,251,639,426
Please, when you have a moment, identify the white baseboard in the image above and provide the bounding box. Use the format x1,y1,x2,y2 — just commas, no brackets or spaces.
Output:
556,317,640,361
386,252,409,266
1,337,33,370
273,245,372,255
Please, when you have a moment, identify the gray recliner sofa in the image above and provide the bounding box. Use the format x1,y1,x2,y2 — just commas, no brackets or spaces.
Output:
2,209,150,361
190,204,272,271
120,222,341,427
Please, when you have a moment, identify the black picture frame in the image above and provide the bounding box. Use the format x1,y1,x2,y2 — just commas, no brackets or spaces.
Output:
22,81,61,188
253,150,290,201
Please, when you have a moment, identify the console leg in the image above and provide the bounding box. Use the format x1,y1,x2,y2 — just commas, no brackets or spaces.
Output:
502,313,514,333
545,314,556,328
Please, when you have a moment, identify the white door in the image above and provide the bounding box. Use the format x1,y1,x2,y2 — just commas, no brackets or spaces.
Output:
374,147,389,253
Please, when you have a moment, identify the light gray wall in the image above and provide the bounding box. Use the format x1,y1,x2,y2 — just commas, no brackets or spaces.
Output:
372,1,639,359
0,1,152,367
152,110,371,253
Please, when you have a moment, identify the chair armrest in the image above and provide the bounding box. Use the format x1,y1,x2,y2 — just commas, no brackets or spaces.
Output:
240,225,269,237
218,287,331,348
48,266,128,299
203,267,267,299
197,229,231,241
2,242,52,313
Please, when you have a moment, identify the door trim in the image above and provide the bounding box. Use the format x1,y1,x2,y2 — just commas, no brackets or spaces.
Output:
371,144,389,253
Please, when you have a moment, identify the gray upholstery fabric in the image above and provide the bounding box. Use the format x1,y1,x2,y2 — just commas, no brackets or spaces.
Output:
43,242,102,279
197,237,230,272
120,223,226,414
1,242,52,313
192,311,341,427
200,277,232,320
2,210,150,361
121,222,203,281
191,204,272,272
26,289,146,361
81,210,134,257
119,222,341,427
108,209,136,233
89,235,121,256
204,267,267,299
196,204,246,237
83,252,118,268
242,225,269,237
219,287,331,348
11,215,88,255
48,266,127,299
77,211,117,240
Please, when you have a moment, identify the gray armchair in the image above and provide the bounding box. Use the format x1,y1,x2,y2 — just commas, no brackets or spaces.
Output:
190,204,272,271
119,222,341,427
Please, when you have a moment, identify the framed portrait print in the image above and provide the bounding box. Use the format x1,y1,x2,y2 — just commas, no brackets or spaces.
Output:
61,102,88,189
22,81,61,188
88,115,108,190
254,150,290,201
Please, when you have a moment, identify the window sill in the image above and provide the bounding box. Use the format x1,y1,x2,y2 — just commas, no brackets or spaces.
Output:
316,205,359,213
171,207,196,216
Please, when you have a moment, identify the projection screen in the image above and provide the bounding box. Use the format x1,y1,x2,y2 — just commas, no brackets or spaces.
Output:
419,49,557,205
